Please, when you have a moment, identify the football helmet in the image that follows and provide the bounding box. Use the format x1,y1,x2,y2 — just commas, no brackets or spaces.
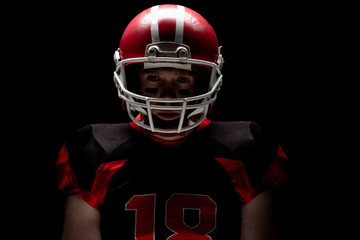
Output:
114,4,224,133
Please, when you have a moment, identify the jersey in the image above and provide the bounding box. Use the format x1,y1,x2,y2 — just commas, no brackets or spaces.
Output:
56,119,287,239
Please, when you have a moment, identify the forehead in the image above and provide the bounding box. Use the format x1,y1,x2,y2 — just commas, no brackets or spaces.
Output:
140,67,195,76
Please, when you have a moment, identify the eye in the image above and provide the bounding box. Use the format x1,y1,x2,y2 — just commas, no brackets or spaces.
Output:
147,75,160,81
177,77,190,83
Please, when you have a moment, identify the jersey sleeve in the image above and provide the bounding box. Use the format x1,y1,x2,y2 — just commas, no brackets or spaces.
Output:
56,125,127,210
240,143,288,204
215,122,288,205
247,121,288,188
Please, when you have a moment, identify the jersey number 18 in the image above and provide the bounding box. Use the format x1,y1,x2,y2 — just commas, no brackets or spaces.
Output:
125,193,217,239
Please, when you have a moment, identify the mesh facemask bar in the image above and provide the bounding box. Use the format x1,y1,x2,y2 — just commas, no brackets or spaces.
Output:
209,65,218,91
145,98,154,131
177,99,187,132
114,56,222,133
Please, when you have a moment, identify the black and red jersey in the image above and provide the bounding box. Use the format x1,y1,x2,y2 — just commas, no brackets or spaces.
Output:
56,119,287,239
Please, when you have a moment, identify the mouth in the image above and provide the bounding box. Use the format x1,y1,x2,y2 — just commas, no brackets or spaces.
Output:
155,111,181,121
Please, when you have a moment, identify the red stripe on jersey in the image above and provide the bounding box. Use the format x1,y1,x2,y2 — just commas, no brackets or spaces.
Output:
216,145,288,205
277,144,288,160
258,145,288,187
91,159,128,205
56,144,127,210
215,157,253,204
56,145,77,191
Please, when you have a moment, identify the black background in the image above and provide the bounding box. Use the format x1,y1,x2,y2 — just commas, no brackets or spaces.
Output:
9,0,348,239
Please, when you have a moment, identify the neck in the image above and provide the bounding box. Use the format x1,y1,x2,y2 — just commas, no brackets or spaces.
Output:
148,129,194,141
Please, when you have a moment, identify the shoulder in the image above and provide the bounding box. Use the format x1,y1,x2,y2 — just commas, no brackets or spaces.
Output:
205,121,287,204
61,123,134,188
206,120,280,181
65,123,134,157
205,121,276,153
57,123,134,208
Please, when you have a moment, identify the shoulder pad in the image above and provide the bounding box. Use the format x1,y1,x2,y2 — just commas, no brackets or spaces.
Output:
64,123,133,190
206,121,255,153
207,121,279,185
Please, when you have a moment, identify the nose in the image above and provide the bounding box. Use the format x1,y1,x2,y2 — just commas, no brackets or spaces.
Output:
159,81,177,99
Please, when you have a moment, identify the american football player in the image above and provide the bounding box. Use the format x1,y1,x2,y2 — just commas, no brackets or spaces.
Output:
57,4,287,240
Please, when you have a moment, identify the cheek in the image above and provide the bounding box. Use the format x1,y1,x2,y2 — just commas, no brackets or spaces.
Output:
144,87,159,95
139,79,155,95
178,89,192,97
181,82,196,96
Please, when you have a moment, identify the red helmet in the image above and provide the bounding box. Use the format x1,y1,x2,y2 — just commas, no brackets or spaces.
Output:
114,4,224,133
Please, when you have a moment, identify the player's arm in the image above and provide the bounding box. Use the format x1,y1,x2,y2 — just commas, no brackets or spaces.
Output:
62,195,102,240
240,189,277,240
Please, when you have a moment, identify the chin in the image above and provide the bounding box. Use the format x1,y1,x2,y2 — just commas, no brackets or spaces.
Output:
151,112,182,129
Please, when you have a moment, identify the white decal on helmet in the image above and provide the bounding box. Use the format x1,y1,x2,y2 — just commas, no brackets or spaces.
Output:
150,6,160,43
175,5,185,44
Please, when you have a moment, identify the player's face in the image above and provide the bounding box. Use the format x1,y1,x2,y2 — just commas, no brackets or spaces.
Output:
138,68,196,122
